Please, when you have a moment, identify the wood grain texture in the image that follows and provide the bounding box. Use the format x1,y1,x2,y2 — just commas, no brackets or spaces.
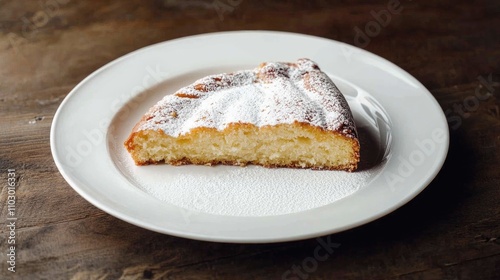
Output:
1,0,499,279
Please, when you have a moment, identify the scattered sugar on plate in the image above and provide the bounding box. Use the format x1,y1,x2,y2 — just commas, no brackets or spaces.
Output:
115,145,375,217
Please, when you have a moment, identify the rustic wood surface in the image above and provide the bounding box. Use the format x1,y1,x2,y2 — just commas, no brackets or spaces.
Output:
1,0,499,279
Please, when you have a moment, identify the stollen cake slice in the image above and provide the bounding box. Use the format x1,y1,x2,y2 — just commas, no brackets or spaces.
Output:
124,58,360,171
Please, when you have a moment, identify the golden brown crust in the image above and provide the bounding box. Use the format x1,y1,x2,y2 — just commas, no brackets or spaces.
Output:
134,158,358,172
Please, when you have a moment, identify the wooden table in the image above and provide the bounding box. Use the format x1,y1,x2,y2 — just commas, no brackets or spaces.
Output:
1,0,499,279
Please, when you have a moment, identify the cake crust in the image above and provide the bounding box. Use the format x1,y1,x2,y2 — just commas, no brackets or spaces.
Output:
125,59,360,171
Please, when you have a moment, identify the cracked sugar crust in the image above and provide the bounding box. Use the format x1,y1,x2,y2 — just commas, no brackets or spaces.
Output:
136,58,358,139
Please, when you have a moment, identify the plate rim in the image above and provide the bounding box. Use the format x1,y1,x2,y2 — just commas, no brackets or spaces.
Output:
50,30,449,243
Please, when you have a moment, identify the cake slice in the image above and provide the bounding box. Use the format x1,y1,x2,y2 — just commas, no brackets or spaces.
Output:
124,58,360,171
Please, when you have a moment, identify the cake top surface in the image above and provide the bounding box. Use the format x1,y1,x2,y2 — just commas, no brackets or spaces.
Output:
136,58,357,138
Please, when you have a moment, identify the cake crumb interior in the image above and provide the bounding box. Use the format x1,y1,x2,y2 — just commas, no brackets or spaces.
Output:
126,122,359,171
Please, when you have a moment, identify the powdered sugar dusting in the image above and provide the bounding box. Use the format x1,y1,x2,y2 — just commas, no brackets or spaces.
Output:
137,59,357,138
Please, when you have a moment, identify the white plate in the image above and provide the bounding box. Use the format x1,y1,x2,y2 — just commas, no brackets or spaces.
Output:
51,31,449,243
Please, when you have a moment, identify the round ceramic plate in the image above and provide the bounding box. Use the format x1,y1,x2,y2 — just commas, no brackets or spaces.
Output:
51,31,449,243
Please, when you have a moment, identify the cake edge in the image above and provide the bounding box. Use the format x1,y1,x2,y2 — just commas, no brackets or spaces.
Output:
124,120,360,172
